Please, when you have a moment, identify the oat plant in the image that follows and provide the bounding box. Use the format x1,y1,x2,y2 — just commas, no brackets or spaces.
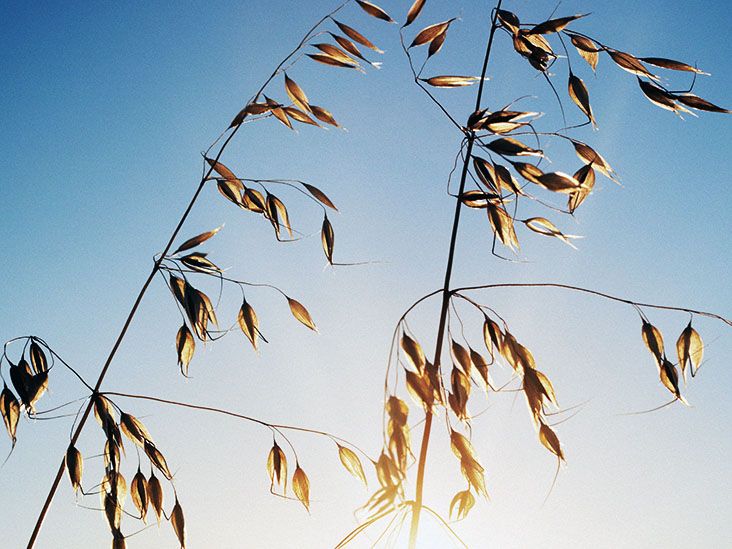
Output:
1,2,395,547
3,1,730,547
334,1,731,547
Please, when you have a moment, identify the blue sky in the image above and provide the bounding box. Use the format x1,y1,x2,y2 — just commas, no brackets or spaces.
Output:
1,1,730,547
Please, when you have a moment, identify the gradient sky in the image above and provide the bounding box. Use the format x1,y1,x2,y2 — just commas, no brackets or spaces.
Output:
1,1,730,548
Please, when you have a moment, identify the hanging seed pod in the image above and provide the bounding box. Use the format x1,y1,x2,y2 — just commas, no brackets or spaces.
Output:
487,203,519,250
243,188,266,212
327,32,371,65
448,367,471,420
675,93,731,113
568,71,595,126
302,182,337,210
101,470,127,531
404,0,426,27
421,75,480,88
266,441,288,492
529,13,587,35
375,451,401,488
321,214,335,264
104,492,121,532
93,394,117,425
676,321,704,380
292,463,311,511
568,164,595,213
523,217,580,248
307,53,360,70
9,359,32,407
497,9,521,33
539,422,564,460
286,297,317,331
238,300,260,350
145,440,173,480
173,227,221,255
570,34,599,71
386,396,410,472
571,140,617,181
337,444,367,485
386,396,409,427
312,43,358,66
450,430,487,497
176,324,195,376
131,468,149,523
22,369,49,412
470,347,491,388
29,341,48,374
428,28,448,58
641,319,665,366
451,340,472,375
104,439,121,471
65,445,83,493
401,334,426,373
332,19,383,53
180,252,220,274
147,471,164,524
283,106,320,127
410,20,453,48
171,497,186,548
356,1,394,23
660,358,682,399
483,316,502,357
0,385,20,446
206,157,241,185
405,369,433,409
120,412,153,447
607,49,659,80
449,489,475,521
284,73,311,113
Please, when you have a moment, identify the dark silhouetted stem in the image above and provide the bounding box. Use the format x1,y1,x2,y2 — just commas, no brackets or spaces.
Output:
453,282,732,326
101,391,373,460
408,3,503,547
26,126,238,549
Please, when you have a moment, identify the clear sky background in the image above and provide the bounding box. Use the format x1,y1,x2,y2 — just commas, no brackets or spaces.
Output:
1,1,730,548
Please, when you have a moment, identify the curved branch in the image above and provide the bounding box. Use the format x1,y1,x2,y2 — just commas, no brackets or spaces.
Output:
452,282,732,327
100,392,373,461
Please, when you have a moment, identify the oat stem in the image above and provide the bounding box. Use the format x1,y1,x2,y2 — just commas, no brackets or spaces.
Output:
407,2,503,546
25,3,352,545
